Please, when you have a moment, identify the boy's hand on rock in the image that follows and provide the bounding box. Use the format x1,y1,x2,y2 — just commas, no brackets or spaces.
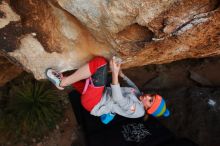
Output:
110,56,121,76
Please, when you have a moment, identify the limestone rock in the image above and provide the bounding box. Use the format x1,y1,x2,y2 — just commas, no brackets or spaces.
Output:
0,0,219,81
1,0,111,80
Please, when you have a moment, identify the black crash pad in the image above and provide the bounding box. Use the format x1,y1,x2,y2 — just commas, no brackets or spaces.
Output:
68,90,198,146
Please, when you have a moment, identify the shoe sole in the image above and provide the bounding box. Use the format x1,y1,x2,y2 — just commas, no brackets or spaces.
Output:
45,68,64,90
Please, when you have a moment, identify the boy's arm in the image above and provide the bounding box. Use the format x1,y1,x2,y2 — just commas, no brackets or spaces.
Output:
110,83,145,118
119,71,141,95
110,56,120,85
112,72,119,85
110,57,145,118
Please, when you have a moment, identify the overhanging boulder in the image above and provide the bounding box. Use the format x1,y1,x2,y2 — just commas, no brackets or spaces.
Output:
0,0,219,82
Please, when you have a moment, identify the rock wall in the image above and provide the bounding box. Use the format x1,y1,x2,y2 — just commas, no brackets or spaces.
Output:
0,0,219,83
0,53,23,86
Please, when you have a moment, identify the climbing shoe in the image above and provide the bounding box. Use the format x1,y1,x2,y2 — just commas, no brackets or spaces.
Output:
45,68,64,90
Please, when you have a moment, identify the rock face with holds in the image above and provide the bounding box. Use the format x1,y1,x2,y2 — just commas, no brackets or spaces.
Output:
0,0,219,85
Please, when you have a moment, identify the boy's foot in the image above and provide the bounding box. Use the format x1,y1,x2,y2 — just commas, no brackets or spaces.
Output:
45,68,64,90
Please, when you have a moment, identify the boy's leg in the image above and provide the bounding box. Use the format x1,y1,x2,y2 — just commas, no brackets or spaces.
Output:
90,61,108,87
60,57,107,87
72,80,86,94
77,57,108,111
60,63,91,87
46,57,107,91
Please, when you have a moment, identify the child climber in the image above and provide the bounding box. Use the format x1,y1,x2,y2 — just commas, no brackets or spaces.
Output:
46,56,170,123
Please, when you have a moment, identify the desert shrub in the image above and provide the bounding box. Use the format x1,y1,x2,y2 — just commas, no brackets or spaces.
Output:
0,80,63,142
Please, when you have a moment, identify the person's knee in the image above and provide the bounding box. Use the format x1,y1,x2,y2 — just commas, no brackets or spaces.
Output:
92,56,107,64
89,56,107,74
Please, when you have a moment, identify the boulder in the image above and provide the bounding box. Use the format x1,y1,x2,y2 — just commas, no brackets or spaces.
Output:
0,0,219,81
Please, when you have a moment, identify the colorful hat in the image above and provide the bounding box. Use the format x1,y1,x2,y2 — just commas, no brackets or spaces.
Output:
147,94,170,117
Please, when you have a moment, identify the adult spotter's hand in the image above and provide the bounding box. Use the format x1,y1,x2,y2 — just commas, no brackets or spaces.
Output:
110,56,121,76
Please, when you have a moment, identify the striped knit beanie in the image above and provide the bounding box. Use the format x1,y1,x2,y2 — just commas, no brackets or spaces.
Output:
147,94,170,117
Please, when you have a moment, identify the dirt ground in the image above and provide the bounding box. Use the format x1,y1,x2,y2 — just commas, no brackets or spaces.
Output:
31,104,78,146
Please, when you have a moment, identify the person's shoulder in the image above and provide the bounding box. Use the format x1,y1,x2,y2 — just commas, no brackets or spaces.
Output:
120,86,137,92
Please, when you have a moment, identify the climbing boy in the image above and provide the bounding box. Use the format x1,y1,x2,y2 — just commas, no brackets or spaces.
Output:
46,56,169,123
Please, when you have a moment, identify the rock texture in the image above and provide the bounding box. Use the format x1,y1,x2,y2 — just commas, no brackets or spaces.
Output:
0,53,23,87
0,0,219,82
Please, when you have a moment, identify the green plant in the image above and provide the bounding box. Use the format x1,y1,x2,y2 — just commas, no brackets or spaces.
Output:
2,81,63,140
